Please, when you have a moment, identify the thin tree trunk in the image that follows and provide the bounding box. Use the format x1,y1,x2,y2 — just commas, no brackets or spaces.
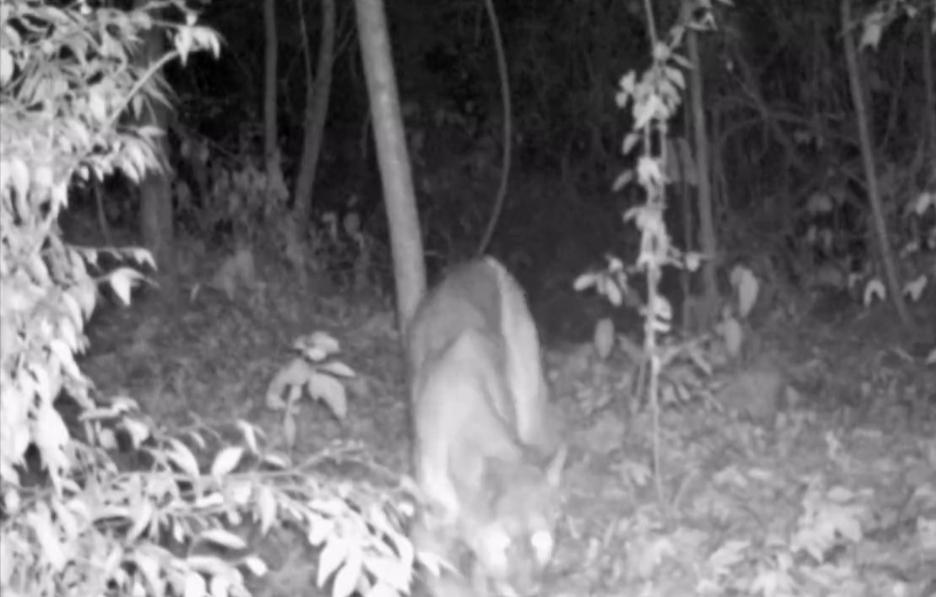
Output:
263,0,280,189
841,0,912,327
922,11,935,160
136,2,175,286
354,0,425,327
687,19,718,329
293,0,335,224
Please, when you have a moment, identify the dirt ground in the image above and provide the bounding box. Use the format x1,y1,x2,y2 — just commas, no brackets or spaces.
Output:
77,239,936,597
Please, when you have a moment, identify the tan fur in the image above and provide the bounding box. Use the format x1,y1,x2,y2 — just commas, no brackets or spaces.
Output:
405,257,565,597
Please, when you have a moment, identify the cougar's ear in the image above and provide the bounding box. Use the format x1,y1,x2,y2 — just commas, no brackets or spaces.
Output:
544,444,568,488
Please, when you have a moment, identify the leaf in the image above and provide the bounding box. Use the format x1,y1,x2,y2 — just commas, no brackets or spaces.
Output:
88,87,108,121
365,580,401,597
318,537,350,588
9,158,30,199
319,361,355,378
684,251,703,272
634,94,664,129
243,555,269,577
258,485,277,534
123,417,151,449
127,499,155,542
283,412,297,448
913,190,935,215
198,528,247,551
167,438,200,476
729,265,759,318
605,278,623,307
108,267,145,305
211,446,244,477
860,14,884,49
903,275,927,302
622,132,641,156
806,192,833,214
611,169,634,191
720,317,744,358
28,505,66,571
573,272,597,292
593,318,615,360
265,358,311,409
331,547,364,597
49,338,82,380
126,247,157,270
307,514,335,547
310,331,341,356
862,278,886,306
236,420,260,453
0,49,12,86
184,569,207,597
308,371,348,420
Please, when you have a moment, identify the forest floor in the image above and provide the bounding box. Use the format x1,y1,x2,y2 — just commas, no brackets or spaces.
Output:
78,242,936,597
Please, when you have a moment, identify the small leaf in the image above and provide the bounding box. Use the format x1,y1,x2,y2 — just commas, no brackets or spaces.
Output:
198,528,247,551
903,275,927,302
720,317,744,358
913,190,935,215
243,555,269,577
127,499,155,542
236,420,260,453
862,278,886,306
0,49,13,86
211,446,244,477
622,132,641,155
593,318,615,360
612,169,634,191
684,251,703,271
730,266,760,318
573,272,597,291
258,485,277,534
167,438,200,476
108,267,145,306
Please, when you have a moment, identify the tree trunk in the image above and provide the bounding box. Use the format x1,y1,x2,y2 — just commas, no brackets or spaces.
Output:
687,23,719,330
263,0,282,195
136,3,175,287
354,0,425,328
293,0,336,224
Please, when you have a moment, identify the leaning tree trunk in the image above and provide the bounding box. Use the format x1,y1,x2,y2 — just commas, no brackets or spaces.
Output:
293,0,336,225
354,0,425,328
136,3,175,286
841,0,912,328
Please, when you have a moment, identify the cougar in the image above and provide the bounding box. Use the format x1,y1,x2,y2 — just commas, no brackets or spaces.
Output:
405,257,565,597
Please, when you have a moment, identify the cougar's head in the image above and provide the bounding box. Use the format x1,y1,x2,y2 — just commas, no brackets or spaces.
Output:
460,446,567,597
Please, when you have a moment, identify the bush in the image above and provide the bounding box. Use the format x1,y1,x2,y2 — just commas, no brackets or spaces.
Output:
0,3,414,596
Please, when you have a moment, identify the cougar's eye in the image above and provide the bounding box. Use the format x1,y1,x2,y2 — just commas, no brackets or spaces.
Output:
490,527,512,556
529,529,554,565
478,526,513,577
